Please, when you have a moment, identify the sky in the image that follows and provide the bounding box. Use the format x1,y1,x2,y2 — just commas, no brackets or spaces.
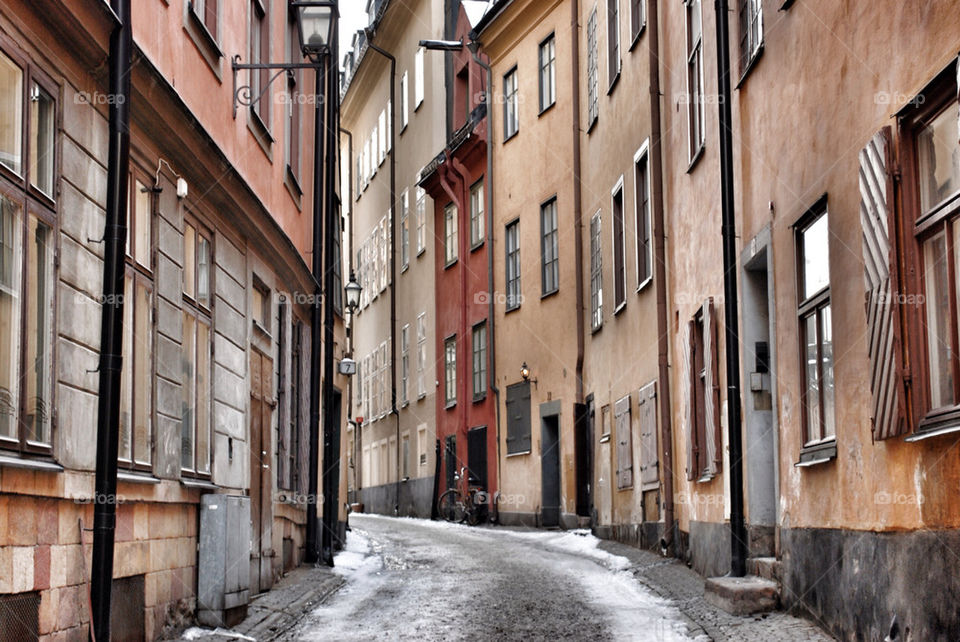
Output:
338,1,370,66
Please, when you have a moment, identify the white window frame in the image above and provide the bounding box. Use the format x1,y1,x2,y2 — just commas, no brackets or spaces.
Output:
590,210,604,331
415,46,425,108
400,188,410,270
400,71,410,130
611,176,627,313
634,140,652,291
401,324,410,406
416,187,427,255
417,312,427,398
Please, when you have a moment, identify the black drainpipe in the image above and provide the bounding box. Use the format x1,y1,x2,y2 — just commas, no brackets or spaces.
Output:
91,0,131,638
714,0,747,577
363,34,399,516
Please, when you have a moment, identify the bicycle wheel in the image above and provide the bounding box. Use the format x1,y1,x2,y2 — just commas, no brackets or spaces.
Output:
466,500,482,526
438,490,464,523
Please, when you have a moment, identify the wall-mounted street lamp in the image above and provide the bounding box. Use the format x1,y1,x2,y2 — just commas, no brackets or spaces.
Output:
520,362,537,386
345,272,361,314
294,1,337,55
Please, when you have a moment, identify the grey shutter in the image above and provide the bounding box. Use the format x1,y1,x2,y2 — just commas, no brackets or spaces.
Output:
638,381,658,490
615,395,633,489
505,381,531,454
297,323,311,495
859,127,907,440
686,320,699,481
703,298,722,474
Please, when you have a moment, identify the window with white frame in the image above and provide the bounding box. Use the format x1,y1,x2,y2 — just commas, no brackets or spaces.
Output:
685,0,705,163
400,71,409,130
378,110,386,165
635,145,651,288
505,220,521,311
630,0,645,44
541,198,559,296
612,179,626,311
444,335,457,406
738,0,763,76
444,203,458,265
539,34,556,112
503,67,519,140
607,0,621,89
416,186,427,255
400,188,410,269
472,322,487,400
401,324,410,405
470,180,484,247
415,46,425,108
417,312,427,398
587,7,599,126
590,211,603,330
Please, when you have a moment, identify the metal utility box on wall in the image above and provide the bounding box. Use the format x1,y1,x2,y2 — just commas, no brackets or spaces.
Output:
197,494,251,627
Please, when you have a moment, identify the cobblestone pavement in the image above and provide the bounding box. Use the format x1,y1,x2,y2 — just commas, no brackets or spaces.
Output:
166,565,344,642
595,539,836,641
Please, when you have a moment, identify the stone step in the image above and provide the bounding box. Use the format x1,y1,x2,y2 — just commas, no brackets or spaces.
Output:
704,575,779,616
746,556,782,583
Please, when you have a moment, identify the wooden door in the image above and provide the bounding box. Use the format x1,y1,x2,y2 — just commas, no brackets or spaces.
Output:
249,350,275,594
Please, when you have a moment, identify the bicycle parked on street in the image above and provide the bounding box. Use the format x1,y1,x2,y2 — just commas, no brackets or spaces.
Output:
438,466,488,526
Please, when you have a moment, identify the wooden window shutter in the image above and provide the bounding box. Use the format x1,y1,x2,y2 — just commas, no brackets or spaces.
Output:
737,0,749,73
615,395,633,489
638,381,659,490
859,126,907,440
687,319,699,481
297,324,311,494
704,298,722,474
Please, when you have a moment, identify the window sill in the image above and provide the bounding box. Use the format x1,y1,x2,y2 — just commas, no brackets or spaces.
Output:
628,26,646,52
0,454,62,473
503,130,519,144
538,101,556,118
506,450,531,458
735,45,764,90
613,301,626,316
637,275,653,294
591,322,603,335
905,423,960,442
473,393,487,404
599,434,611,444
470,240,485,253
541,288,559,301
780,0,795,9
117,471,161,484
184,6,223,80
444,258,458,270
417,247,426,258
686,145,705,173
587,116,598,135
505,305,521,315
401,263,409,274
445,401,457,410
607,71,621,96
795,440,837,467
181,478,217,490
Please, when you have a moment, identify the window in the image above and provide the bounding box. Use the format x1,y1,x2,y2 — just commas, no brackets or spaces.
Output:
416,186,427,255
687,300,721,480
400,71,409,130
444,203,458,265
249,0,271,128
796,207,834,446
418,425,427,466
285,9,302,182
415,47,425,108
738,0,763,76
400,189,410,269
332,212,343,316
378,110,387,165
192,0,219,38
607,0,621,89
635,146,651,288
470,180,485,248
503,68,519,140
119,178,155,469
183,223,212,308
902,73,960,430
505,220,521,311
505,381,531,454
590,211,603,330
417,312,427,398
472,322,487,400
279,320,305,490
402,434,410,478
444,335,457,406
630,0,645,45
252,279,270,332
587,8,599,126
0,48,24,176
612,180,626,311
615,395,632,489
371,126,378,174
541,198,559,296
685,0,705,163
401,324,410,405
0,50,57,454
539,35,556,112
386,101,392,152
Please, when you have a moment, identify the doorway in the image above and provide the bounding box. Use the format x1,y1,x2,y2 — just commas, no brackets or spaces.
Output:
444,435,457,491
541,414,561,527
575,399,593,520
742,237,778,557
467,426,488,490
249,349,275,594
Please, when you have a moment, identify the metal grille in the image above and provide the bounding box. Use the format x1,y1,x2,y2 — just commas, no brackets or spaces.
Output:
0,592,40,642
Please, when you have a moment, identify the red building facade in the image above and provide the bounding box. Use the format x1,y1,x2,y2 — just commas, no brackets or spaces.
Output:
419,6,497,511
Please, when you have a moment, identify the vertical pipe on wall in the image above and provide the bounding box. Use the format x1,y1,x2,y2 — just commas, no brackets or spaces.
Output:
306,57,327,566
647,0,676,554
90,0,131,638
570,0,585,406
714,0,747,577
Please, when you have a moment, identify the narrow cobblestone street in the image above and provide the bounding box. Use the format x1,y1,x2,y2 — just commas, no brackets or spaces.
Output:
241,514,830,642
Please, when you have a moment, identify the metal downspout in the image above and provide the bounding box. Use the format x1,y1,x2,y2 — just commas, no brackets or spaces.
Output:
571,0,585,405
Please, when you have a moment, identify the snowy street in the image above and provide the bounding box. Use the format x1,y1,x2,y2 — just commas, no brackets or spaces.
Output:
283,514,696,641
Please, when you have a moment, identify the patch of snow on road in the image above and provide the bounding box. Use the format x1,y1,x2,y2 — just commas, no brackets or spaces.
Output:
332,526,372,575
180,627,255,641
304,528,385,628
503,528,632,571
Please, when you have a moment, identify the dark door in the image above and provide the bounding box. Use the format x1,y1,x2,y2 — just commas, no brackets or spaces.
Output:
541,415,561,527
444,435,457,490
575,400,593,518
249,350,274,594
467,426,488,489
